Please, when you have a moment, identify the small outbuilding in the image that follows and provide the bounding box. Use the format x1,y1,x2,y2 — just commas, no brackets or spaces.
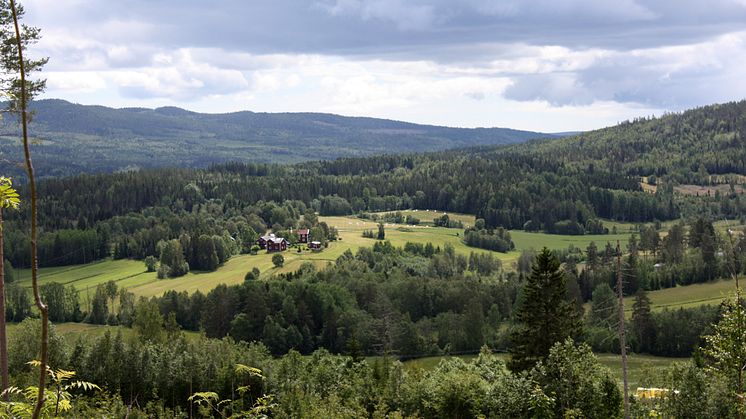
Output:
309,241,322,251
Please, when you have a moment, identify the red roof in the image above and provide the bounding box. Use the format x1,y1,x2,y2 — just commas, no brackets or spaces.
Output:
297,229,309,235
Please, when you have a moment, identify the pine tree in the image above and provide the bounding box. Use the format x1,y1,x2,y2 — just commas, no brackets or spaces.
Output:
509,247,582,372
631,289,655,353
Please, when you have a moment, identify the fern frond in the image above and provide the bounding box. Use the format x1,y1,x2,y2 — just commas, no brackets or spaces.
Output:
65,380,101,392
58,399,72,412
188,391,219,403
54,369,76,381
235,364,263,378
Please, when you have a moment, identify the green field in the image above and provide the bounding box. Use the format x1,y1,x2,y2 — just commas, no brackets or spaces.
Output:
13,213,738,311
624,277,739,313
402,352,684,389
14,213,634,299
7,321,201,343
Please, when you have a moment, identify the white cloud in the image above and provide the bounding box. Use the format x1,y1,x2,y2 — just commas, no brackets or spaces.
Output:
26,0,746,132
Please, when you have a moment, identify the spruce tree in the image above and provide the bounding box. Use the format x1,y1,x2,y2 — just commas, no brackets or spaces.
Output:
509,247,582,372
631,289,655,353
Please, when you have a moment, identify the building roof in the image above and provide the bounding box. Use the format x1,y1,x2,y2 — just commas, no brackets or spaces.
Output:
260,233,276,241
310,241,321,245
269,237,288,244
297,229,309,235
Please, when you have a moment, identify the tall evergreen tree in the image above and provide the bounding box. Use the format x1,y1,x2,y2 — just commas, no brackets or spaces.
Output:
631,289,655,353
509,247,582,372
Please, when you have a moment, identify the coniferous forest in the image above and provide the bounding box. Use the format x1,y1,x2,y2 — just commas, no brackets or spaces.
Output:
2,1,746,418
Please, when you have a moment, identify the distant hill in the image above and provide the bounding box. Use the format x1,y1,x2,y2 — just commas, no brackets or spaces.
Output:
506,100,746,184
0,99,556,178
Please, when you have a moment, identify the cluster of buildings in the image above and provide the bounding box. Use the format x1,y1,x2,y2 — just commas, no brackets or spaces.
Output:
257,228,322,252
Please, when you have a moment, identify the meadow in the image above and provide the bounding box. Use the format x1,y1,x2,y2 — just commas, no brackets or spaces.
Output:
14,212,634,299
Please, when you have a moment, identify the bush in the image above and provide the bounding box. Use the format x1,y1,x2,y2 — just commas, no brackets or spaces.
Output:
144,255,158,272
272,254,284,268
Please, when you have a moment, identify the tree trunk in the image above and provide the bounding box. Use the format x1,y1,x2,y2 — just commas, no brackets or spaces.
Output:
0,207,8,399
9,2,49,417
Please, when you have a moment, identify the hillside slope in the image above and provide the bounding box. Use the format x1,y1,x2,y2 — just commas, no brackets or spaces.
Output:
0,99,554,177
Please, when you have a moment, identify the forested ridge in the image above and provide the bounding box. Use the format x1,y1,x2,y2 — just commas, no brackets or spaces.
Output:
0,99,554,178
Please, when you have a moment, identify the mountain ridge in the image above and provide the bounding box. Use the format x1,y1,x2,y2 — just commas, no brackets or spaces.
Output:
0,99,559,178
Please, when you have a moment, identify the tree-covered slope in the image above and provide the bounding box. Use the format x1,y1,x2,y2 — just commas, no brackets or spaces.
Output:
0,99,554,178
510,101,746,183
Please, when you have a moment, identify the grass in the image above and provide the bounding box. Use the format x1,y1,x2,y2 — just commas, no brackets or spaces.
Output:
7,321,201,342
16,213,736,311
14,213,635,298
623,277,739,313
401,352,684,389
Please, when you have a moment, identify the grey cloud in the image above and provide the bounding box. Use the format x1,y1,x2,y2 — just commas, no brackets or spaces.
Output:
25,0,746,109
28,0,746,60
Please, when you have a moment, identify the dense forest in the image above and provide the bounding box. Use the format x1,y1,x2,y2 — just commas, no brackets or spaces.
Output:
0,99,554,178
6,101,746,269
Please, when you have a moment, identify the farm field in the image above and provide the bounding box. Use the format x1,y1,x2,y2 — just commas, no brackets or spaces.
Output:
8,321,201,343
14,213,740,311
402,352,684,389
624,277,740,313
15,213,633,299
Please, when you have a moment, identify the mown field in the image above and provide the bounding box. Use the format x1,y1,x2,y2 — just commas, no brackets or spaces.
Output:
402,352,684,389
14,212,633,299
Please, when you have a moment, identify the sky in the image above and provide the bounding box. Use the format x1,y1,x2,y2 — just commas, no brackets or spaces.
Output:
22,0,746,132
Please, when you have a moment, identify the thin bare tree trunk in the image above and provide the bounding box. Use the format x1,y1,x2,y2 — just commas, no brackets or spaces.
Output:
616,241,630,419
0,207,8,399
9,1,49,417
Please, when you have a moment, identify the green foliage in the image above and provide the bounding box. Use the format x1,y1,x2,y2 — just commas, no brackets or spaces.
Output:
509,248,582,372
587,283,618,329
7,319,66,376
0,361,99,418
133,297,165,344
701,292,746,414
143,255,157,272
0,176,20,211
531,339,622,418
157,239,189,277
463,224,514,253
271,253,284,268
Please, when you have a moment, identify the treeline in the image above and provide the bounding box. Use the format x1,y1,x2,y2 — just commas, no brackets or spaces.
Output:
8,100,746,270
463,219,515,252
8,234,726,360
576,218,741,299
6,319,632,418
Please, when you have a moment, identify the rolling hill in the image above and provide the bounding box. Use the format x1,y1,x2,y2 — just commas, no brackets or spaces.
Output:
0,99,556,178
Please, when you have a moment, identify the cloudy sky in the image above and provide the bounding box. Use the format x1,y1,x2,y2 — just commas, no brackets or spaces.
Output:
23,0,746,132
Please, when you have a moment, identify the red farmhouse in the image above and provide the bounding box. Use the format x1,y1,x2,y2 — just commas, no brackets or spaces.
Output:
267,237,289,252
297,229,310,243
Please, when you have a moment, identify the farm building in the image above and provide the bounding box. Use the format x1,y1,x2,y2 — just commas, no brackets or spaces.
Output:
309,241,322,251
297,229,310,243
257,234,275,249
267,237,289,252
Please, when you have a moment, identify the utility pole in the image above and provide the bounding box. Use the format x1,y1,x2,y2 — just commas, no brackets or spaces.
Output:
617,240,630,419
